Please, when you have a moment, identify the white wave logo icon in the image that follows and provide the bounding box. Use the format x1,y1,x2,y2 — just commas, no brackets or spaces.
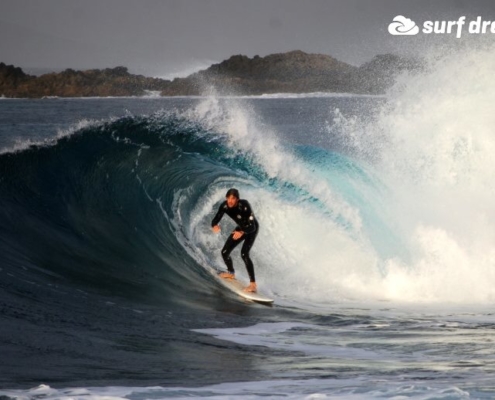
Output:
388,15,419,35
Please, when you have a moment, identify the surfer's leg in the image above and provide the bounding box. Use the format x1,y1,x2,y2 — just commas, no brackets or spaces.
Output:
240,231,257,283
221,234,242,275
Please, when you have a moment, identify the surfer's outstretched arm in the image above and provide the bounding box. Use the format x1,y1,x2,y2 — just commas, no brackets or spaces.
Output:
211,202,227,228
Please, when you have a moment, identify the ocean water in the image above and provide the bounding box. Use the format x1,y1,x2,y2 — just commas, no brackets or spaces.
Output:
2,47,495,399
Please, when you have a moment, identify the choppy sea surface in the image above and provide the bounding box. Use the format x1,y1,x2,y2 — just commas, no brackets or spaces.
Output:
2,47,495,399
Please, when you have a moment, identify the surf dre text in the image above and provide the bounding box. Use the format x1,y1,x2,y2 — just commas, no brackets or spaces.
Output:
389,15,495,38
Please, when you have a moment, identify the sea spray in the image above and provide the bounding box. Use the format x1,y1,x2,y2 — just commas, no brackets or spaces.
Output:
174,96,383,304
329,43,495,303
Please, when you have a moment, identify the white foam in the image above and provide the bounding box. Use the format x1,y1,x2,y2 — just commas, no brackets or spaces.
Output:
0,118,104,155
327,43,495,304
0,380,475,399
185,96,363,230
170,96,394,304
254,92,382,99
178,44,495,305
194,322,380,359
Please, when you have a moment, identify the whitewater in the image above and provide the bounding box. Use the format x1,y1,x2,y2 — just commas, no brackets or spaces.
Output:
2,45,495,398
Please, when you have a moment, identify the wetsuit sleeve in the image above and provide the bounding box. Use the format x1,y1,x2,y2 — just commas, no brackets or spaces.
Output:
211,202,226,227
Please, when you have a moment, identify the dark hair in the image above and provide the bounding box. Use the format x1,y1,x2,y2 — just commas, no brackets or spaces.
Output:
225,188,239,199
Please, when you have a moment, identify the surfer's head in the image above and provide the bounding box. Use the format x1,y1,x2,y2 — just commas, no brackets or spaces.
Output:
226,188,239,208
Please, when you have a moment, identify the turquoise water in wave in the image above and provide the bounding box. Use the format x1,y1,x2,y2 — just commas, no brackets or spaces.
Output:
2,88,495,399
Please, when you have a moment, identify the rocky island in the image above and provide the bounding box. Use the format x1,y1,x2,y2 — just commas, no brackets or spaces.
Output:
0,50,422,98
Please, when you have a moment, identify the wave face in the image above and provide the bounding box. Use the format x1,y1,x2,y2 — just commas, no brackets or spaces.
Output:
0,97,383,312
1,97,391,387
0,109,240,307
4,42,495,310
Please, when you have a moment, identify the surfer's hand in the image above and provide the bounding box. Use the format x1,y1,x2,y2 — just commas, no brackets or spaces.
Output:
232,231,244,240
212,225,221,233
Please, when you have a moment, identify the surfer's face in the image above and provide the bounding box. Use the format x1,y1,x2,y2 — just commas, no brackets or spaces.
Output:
226,195,238,208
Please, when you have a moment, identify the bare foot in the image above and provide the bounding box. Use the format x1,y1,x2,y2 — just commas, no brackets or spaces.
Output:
244,282,257,293
219,272,235,280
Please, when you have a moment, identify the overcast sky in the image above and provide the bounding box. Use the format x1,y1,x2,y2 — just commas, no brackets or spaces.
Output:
1,0,494,77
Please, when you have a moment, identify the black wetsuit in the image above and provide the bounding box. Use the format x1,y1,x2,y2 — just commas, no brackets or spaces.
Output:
211,199,259,282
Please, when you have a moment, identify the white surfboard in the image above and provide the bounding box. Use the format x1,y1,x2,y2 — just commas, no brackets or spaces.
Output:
216,274,274,305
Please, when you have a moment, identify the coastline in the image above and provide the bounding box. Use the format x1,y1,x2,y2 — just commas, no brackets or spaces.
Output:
0,51,421,99
0,91,386,101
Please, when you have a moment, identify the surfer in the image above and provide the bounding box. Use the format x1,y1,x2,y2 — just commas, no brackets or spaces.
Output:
211,188,259,292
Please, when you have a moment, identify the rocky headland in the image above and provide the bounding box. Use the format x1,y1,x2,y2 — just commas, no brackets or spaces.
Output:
0,50,422,98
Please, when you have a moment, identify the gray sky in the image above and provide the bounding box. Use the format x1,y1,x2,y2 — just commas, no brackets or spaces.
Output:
1,0,494,78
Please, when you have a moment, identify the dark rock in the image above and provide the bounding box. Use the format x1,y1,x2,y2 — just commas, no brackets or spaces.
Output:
0,63,34,96
0,51,423,98
191,50,358,95
0,65,171,98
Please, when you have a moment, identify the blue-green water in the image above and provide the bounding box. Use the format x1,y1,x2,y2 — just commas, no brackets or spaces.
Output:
1,95,495,399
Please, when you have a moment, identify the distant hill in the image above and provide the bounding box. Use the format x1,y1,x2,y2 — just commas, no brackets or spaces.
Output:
0,51,423,98
0,63,168,98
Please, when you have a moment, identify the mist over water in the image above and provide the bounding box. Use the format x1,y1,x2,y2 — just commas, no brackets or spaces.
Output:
171,42,495,306
325,43,495,304
168,96,379,306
